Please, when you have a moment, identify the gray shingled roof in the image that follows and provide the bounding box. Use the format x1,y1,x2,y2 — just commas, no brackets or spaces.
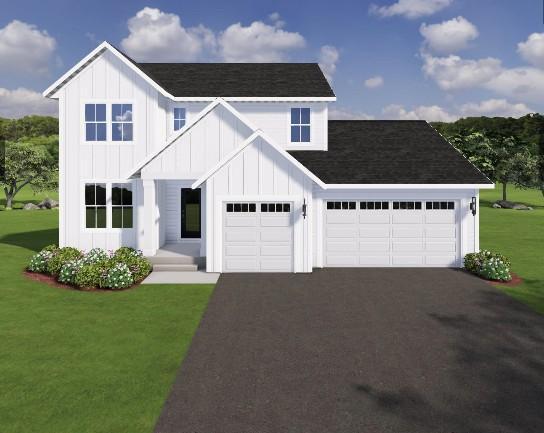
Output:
135,63,334,97
289,120,492,184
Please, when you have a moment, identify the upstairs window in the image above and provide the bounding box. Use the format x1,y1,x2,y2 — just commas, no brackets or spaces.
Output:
112,183,133,228
112,104,133,141
174,108,186,131
291,108,310,142
85,104,106,141
85,183,107,228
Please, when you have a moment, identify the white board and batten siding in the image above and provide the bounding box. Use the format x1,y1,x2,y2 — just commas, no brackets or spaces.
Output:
205,136,314,273
313,189,479,268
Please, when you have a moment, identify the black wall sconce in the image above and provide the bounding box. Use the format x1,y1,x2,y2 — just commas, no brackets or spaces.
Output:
470,196,477,216
302,198,307,219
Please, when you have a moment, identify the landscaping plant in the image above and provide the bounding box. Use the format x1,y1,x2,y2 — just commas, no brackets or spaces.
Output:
47,247,82,276
464,250,512,281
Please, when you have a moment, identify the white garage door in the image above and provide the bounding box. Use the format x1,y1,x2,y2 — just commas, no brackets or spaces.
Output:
223,202,293,272
324,200,459,267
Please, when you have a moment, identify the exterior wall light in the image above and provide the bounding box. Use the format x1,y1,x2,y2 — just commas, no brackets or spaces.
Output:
470,196,477,216
302,198,307,219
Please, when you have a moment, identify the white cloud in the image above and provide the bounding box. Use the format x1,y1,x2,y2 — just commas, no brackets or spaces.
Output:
517,33,544,68
486,67,544,104
120,7,216,62
268,12,285,28
0,20,56,75
369,0,453,19
318,45,339,82
382,103,457,122
459,99,533,118
420,16,478,54
421,53,502,90
0,87,57,118
329,106,375,120
364,75,384,88
218,21,305,62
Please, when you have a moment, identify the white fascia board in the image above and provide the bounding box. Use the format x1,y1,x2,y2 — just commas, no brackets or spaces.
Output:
322,183,495,190
43,41,175,100
171,96,337,102
123,99,221,179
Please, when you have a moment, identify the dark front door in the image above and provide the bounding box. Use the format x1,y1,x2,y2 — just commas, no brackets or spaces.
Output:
181,188,201,238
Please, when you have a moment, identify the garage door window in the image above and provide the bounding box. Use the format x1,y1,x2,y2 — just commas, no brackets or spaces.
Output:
360,201,389,210
261,203,291,212
393,201,422,210
326,201,356,210
426,201,455,210
226,203,257,213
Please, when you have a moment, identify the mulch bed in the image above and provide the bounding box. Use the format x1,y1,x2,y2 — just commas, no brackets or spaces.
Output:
487,272,524,287
23,270,142,292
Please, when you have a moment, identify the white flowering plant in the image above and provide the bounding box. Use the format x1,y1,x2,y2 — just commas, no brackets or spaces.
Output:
464,250,512,281
28,250,55,273
102,262,134,290
58,260,82,284
80,248,110,265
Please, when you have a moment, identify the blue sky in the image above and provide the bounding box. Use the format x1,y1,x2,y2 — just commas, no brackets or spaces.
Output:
1,0,543,120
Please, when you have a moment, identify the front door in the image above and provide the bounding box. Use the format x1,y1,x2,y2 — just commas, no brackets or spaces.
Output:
181,188,201,238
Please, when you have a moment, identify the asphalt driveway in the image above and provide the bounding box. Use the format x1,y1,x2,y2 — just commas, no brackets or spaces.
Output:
154,268,544,433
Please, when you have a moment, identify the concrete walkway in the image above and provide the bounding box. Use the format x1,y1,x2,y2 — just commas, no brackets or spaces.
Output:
142,271,220,284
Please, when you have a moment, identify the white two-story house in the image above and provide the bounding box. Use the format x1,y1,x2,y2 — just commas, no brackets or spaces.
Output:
44,41,493,273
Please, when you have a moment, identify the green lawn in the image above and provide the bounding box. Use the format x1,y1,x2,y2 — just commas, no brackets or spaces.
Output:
0,184,59,208
0,210,214,433
480,185,544,314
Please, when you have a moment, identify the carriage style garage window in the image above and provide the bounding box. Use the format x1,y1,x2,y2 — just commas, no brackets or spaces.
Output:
173,107,186,131
360,201,389,210
226,203,257,213
112,104,133,141
327,201,356,210
426,201,455,210
112,183,133,228
84,104,107,141
291,108,311,142
393,201,422,210
85,183,107,228
261,203,291,212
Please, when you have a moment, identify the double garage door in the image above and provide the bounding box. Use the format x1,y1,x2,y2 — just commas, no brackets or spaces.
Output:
223,202,293,272
324,200,459,267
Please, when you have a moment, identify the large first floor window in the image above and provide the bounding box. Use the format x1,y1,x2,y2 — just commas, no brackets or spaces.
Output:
85,183,107,228
84,182,134,229
112,183,133,228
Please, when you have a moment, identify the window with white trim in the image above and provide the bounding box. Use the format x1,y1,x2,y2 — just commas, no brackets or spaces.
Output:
112,104,133,141
85,183,107,228
174,107,186,131
112,183,133,228
85,104,107,141
291,108,310,142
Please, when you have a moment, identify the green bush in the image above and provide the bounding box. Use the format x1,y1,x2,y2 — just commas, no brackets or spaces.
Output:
81,248,110,265
111,248,151,282
74,261,109,289
47,247,83,276
42,244,59,253
102,262,134,289
27,250,55,273
58,260,82,284
113,247,143,261
478,257,511,282
12,203,24,210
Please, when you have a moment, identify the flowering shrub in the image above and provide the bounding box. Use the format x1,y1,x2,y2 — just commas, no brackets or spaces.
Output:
28,250,55,273
58,260,82,284
47,247,83,276
74,262,109,289
102,262,134,289
81,248,110,265
464,250,512,281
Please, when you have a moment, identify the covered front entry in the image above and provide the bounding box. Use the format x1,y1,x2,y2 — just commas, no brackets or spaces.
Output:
324,199,459,267
222,201,294,272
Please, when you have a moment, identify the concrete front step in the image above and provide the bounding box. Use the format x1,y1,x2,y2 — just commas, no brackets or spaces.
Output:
147,255,204,266
152,263,199,272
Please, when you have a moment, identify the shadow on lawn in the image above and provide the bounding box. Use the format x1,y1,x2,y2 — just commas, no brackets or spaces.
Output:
355,288,544,433
0,228,58,252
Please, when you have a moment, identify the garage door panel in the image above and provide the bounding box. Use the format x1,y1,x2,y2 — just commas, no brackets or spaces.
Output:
426,242,456,252
225,245,258,256
426,255,457,265
225,216,258,227
260,229,292,242
261,245,292,256
326,212,357,224
260,259,292,271
426,212,455,224
327,240,358,252
260,216,291,227
360,225,389,238
225,258,258,271
426,226,455,238
392,226,424,238
359,241,389,252
225,230,257,242
393,242,424,252
359,255,390,265
327,226,358,238
359,212,390,224
326,255,358,266
392,255,424,265
392,213,423,224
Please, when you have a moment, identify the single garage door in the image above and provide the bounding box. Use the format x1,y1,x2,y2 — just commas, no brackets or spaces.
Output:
324,200,459,267
223,202,293,272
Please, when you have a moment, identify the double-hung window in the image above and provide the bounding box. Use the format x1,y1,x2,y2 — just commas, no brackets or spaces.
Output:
112,183,133,228
112,104,133,141
85,104,107,141
85,183,107,228
174,108,186,131
291,108,311,143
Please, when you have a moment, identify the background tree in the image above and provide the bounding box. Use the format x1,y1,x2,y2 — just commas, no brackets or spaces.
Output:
1,143,58,209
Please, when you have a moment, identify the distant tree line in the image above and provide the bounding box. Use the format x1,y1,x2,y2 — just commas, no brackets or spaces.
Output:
432,114,544,201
